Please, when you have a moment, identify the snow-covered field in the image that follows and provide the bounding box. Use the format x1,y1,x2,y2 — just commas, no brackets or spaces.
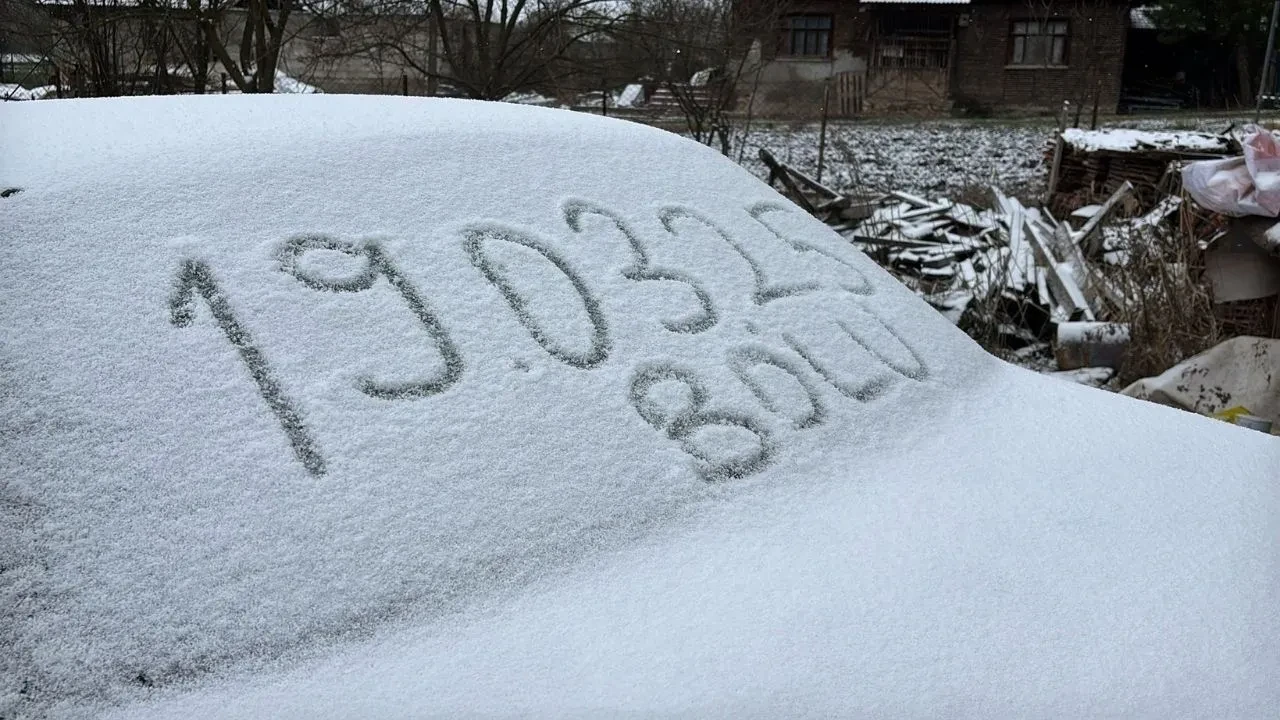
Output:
2,96,1278,719
737,122,1050,200
730,115,1251,201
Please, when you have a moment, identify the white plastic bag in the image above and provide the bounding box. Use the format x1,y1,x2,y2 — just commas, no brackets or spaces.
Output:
1182,125,1280,217
1244,125,1280,213
1182,156,1256,215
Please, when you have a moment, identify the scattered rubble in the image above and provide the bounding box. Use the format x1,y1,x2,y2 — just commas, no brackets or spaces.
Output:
764,145,1134,358
761,125,1280,393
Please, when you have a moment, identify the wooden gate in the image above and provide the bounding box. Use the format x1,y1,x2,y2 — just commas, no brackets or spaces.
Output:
829,72,865,118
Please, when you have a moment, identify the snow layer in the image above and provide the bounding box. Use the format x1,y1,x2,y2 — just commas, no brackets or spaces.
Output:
2,95,1278,719
109,367,1280,720
737,122,1050,198
1061,127,1231,154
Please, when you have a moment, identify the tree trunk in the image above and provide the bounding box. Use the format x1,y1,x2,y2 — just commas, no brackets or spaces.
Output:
192,27,209,93
1237,39,1254,108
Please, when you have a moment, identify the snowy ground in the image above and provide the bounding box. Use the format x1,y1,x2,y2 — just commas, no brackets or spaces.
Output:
728,114,1254,202
736,121,1050,201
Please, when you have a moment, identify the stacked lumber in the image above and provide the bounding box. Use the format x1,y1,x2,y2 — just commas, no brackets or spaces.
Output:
1046,128,1236,217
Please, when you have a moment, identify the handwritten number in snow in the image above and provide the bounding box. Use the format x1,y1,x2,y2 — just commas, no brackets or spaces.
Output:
658,205,819,305
727,346,826,429
747,202,875,296
279,235,464,399
782,306,929,402
170,259,326,476
464,224,611,369
564,200,717,334
629,364,774,481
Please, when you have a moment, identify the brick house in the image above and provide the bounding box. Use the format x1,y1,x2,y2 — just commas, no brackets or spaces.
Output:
741,0,1131,116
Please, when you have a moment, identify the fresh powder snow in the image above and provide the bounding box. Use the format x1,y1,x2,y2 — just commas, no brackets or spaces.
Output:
1,95,1277,719
1060,127,1232,154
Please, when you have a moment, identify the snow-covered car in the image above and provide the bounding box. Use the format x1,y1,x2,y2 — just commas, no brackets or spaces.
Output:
2,96,1277,719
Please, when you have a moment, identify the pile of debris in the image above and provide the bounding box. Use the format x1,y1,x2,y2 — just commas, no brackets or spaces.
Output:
763,126,1280,431
758,129,1262,384
834,181,1147,365
766,145,1125,354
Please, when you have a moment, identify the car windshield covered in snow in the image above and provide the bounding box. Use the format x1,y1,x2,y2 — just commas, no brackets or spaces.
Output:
2,96,1278,719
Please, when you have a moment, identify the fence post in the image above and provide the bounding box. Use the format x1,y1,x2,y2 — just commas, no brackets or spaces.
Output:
221,72,227,94
1090,80,1101,130
1257,0,1280,122
1045,100,1070,205
53,67,62,98
402,73,409,96
816,80,831,184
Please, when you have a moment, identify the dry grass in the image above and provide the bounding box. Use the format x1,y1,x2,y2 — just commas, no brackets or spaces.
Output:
1101,201,1222,386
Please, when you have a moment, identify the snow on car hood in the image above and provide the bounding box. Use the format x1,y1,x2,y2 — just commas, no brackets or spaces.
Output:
1,96,1277,719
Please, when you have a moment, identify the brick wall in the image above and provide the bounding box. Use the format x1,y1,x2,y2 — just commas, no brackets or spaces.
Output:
951,0,1128,114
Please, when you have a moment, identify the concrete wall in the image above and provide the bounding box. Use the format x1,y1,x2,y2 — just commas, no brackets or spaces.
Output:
743,0,860,118
233,12,448,96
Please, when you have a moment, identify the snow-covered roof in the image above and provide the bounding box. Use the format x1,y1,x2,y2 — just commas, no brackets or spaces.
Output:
2,95,1278,719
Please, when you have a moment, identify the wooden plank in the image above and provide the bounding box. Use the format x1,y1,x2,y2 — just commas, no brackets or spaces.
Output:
757,148,817,214
896,218,952,239
1035,266,1053,308
1052,223,1095,295
897,203,953,221
1076,180,1134,258
890,190,935,209
847,234,940,249
1044,100,1071,204
947,203,994,229
1000,195,1035,291
786,161,843,200
1135,195,1181,226
1025,220,1094,321
815,196,853,212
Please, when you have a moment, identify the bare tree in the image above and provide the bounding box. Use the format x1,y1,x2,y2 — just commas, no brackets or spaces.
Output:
616,0,781,154
304,0,616,99
6,0,210,96
187,0,310,93
4,0,317,96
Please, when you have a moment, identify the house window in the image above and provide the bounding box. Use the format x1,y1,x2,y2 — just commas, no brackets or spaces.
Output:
785,15,832,57
874,12,952,69
1010,19,1069,66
